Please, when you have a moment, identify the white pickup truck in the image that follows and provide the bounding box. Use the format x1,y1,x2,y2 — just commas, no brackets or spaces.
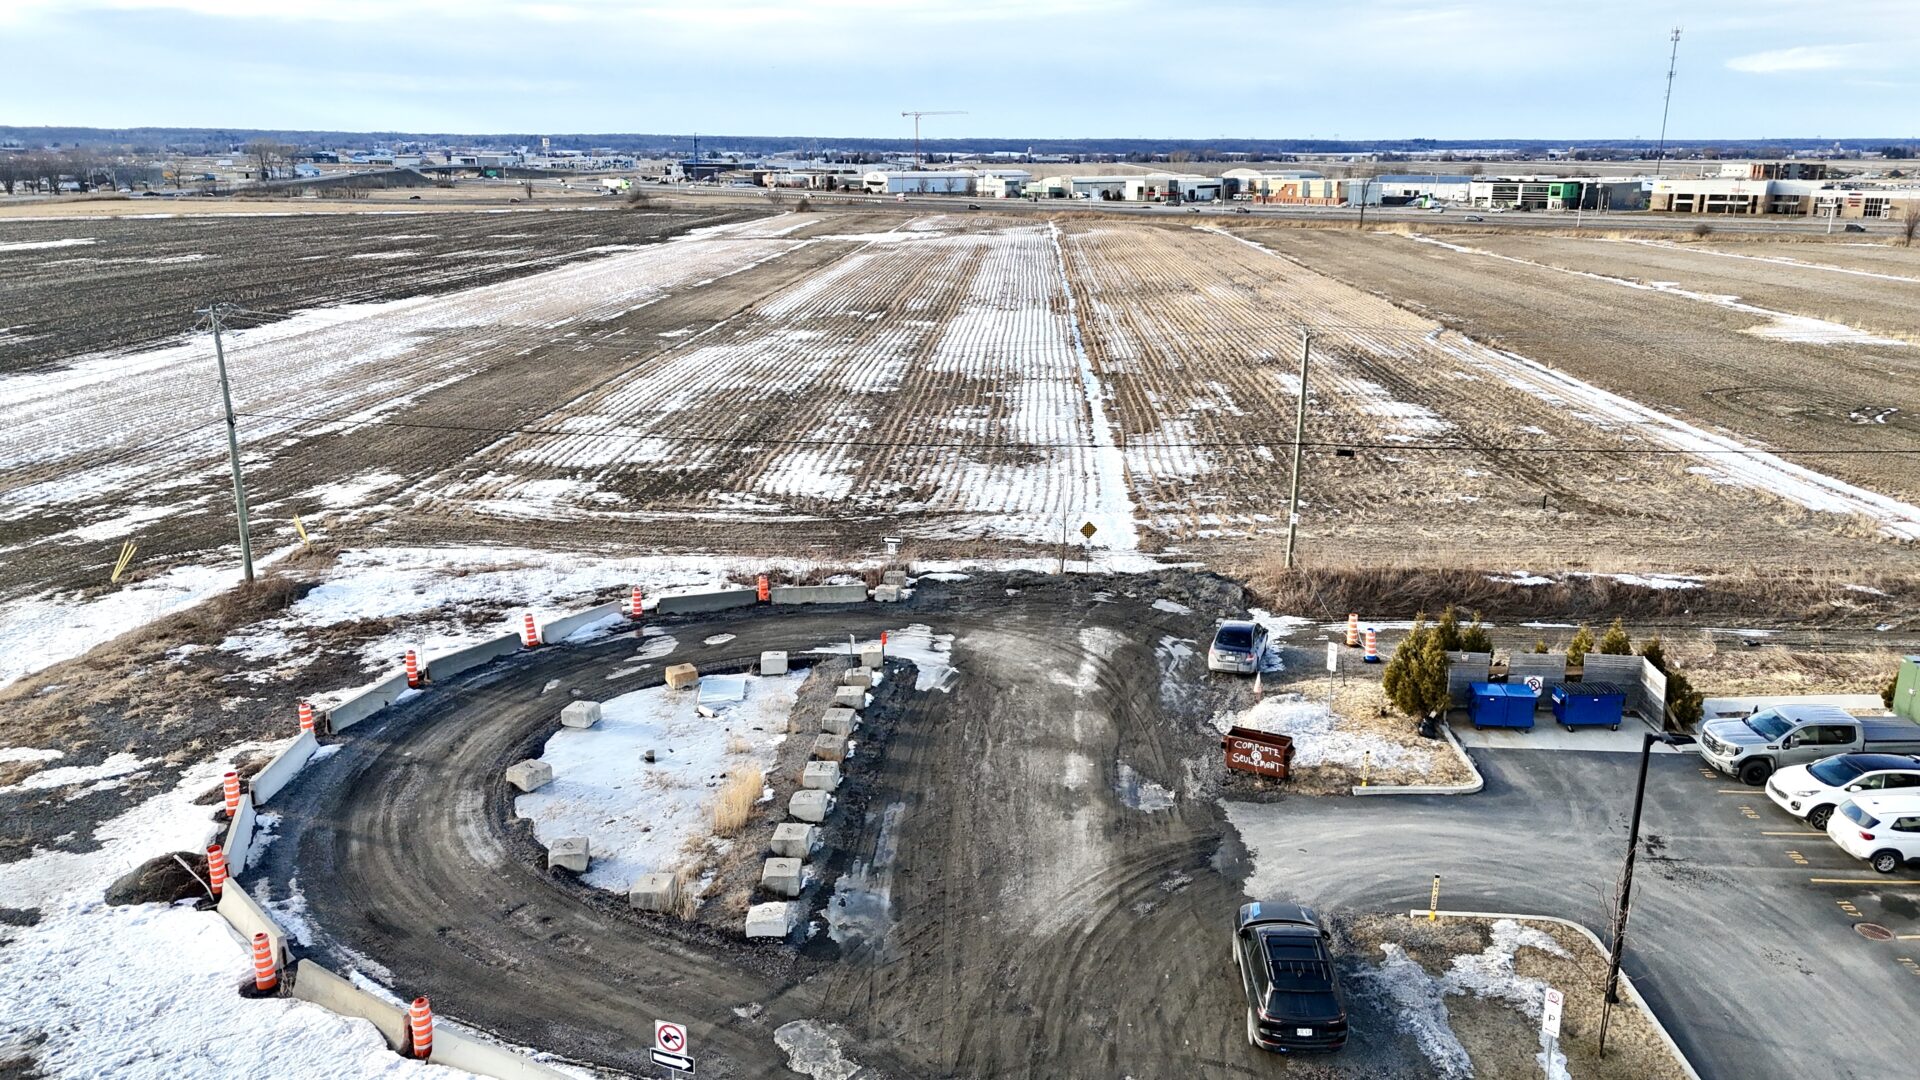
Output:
1699,703,1920,786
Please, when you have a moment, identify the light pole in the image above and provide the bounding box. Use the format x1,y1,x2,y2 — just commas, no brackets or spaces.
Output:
1599,729,1695,1055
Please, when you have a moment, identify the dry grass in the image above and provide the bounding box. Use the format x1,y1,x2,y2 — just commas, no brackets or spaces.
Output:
1258,679,1475,795
1656,632,1900,698
724,732,752,755
1339,913,1689,1080
710,765,764,837
1244,555,1916,627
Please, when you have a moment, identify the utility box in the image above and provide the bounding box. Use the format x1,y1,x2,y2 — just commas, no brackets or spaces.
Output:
1551,682,1625,731
1471,682,1538,730
1895,656,1920,721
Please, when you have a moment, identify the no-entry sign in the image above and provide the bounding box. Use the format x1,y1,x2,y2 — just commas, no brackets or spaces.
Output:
655,1021,688,1054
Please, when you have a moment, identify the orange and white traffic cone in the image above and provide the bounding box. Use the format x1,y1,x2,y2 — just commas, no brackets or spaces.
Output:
409,997,434,1059
880,630,888,657
298,701,315,735
222,771,241,817
206,843,227,897
251,932,278,992
405,649,422,689
521,613,539,649
1346,613,1360,649
757,574,771,603
1364,628,1381,664
1254,668,1264,701
629,586,643,620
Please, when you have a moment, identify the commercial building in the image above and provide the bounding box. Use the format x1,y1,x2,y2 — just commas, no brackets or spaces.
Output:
863,170,976,195
1648,177,1918,219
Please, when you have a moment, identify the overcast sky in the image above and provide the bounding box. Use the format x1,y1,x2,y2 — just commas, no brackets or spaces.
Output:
7,1,1918,140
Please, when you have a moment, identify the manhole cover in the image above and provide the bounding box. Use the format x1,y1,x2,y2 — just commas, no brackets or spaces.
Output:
1855,922,1894,941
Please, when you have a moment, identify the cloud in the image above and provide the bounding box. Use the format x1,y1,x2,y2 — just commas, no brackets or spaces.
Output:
1725,43,1875,74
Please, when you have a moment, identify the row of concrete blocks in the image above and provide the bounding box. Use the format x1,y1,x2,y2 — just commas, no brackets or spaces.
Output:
743,662,882,939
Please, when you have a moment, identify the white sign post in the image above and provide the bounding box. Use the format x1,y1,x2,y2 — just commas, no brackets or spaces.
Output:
1326,640,1339,712
1539,987,1563,1078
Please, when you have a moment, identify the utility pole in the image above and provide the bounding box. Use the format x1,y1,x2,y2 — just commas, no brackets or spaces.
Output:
1283,328,1311,569
196,303,255,582
1654,27,1683,176
1355,176,1370,230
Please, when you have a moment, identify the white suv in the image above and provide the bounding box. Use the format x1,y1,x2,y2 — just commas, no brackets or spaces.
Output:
1766,753,1920,830
1826,793,1920,874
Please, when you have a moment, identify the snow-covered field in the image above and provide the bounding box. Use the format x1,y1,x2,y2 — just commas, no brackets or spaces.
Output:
515,670,805,893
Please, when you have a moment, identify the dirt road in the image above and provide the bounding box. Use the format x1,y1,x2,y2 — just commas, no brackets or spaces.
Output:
250,574,1428,1079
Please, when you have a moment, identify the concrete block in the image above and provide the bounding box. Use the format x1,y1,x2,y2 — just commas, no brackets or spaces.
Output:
744,901,795,939
629,872,678,913
665,663,699,690
788,788,832,823
760,650,789,676
812,733,847,762
547,836,590,873
802,760,841,791
840,669,872,689
770,583,869,606
833,685,866,710
506,759,554,792
820,708,857,737
882,569,909,587
860,644,884,670
560,700,602,729
872,585,901,603
771,822,817,858
761,856,804,898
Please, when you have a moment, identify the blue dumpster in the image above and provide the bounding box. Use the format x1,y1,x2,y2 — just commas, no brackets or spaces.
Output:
1470,682,1538,730
1551,682,1626,731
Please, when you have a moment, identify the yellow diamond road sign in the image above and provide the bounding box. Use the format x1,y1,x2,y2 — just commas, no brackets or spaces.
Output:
1080,522,1098,539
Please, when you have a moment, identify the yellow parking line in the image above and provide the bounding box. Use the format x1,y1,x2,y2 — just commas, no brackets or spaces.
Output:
1899,935,1920,940
1762,831,1823,836
1809,878,1920,886
1716,789,1753,794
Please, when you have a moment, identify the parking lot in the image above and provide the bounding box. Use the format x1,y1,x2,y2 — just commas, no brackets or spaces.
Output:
1228,734,1920,1080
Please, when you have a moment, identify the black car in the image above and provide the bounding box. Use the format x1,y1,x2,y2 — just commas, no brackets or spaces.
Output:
1233,902,1348,1053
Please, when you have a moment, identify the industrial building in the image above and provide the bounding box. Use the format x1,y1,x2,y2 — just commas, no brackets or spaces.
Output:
1370,174,1473,205
863,170,976,195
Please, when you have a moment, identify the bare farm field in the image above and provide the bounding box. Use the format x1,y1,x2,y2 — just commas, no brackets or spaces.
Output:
1236,226,1920,507
4,208,1920,619
0,204,763,372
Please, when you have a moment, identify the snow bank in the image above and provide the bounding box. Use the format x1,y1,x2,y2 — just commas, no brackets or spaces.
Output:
0,742,482,1079
812,624,958,693
1216,695,1430,773
514,670,805,892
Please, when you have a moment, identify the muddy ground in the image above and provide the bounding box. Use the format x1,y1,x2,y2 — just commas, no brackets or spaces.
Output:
0,205,764,373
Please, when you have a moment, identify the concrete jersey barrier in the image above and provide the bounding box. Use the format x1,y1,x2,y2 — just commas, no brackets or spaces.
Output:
251,731,319,806
216,881,287,963
222,794,258,872
656,587,757,615
770,583,868,606
290,960,408,1051
429,632,524,682
539,602,625,646
430,1024,578,1080
326,671,413,732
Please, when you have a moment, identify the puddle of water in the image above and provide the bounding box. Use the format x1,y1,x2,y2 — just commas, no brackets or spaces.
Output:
825,800,905,957
1115,763,1176,812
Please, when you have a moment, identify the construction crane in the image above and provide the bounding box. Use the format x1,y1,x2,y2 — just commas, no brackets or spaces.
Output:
901,110,966,169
